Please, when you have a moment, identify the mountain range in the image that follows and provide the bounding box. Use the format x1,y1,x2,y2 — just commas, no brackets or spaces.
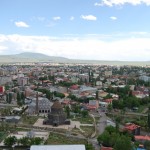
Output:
0,52,150,66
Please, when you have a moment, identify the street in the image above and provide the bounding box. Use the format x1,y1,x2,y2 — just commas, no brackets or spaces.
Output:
97,112,107,134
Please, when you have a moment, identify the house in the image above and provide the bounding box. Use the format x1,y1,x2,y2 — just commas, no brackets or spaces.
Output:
83,104,97,111
98,90,108,98
132,91,147,99
104,99,113,105
30,145,86,150
124,123,141,135
79,85,97,94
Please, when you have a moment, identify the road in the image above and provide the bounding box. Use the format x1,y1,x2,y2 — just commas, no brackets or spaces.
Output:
88,111,107,150
97,112,107,134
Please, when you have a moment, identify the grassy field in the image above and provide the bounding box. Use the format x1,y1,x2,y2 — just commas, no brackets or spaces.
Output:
46,132,87,145
0,132,7,143
72,115,93,124
20,115,39,125
80,126,94,138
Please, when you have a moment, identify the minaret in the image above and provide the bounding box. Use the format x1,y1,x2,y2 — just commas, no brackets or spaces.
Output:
36,92,39,114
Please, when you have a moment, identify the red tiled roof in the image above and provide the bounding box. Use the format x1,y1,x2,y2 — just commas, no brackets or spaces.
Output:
70,85,79,90
124,123,140,131
104,99,113,103
85,104,97,110
135,135,150,141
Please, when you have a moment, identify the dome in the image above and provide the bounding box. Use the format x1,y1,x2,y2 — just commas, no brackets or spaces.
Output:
51,100,62,109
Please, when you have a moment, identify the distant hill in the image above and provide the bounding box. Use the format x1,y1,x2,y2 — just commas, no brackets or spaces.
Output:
0,52,69,63
0,52,150,66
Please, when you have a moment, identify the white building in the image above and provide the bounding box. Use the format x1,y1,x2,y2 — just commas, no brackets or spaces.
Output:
0,76,12,85
105,70,112,76
30,145,86,150
17,77,29,86
139,75,150,82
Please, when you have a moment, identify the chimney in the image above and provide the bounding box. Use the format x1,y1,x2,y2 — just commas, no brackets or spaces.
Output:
36,92,39,114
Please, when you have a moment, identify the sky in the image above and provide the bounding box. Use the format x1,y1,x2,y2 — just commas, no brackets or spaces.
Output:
0,0,150,61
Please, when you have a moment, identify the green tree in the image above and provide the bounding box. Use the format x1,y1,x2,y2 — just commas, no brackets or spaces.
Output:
144,141,150,150
81,110,88,118
114,135,132,150
54,91,65,98
30,137,43,145
19,137,30,146
107,104,113,113
4,136,17,146
17,92,22,106
148,113,150,129
96,91,99,99
21,92,25,104
65,106,70,118
105,126,116,134
85,143,94,150
97,131,112,147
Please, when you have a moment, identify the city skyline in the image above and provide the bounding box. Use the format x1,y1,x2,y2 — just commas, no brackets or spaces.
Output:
0,0,150,61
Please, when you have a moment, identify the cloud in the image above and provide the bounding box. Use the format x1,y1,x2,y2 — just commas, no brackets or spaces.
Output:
0,34,150,61
81,15,97,21
53,16,61,21
94,0,150,7
15,21,29,28
0,46,8,50
37,17,45,21
70,16,74,21
110,16,117,20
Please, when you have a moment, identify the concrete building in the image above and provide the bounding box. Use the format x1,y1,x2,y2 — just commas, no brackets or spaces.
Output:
0,76,12,85
79,74,89,83
28,97,52,114
30,145,86,150
105,70,112,76
139,75,150,82
17,77,29,86
79,85,97,94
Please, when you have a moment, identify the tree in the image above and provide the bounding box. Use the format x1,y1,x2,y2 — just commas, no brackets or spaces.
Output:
21,92,25,105
85,143,94,150
81,110,88,118
107,104,112,113
96,91,99,99
73,104,81,114
65,106,70,118
148,113,150,129
105,126,116,134
97,131,112,147
4,136,17,146
6,93,12,104
17,92,22,106
30,137,43,145
144,141,150,150
19,137,30,146
54,91,65,98
114,135,133,150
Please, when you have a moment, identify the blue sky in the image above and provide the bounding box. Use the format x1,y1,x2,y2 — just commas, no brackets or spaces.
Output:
0,0,150,61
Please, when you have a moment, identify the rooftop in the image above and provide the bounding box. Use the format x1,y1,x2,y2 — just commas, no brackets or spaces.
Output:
30,145,85,150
